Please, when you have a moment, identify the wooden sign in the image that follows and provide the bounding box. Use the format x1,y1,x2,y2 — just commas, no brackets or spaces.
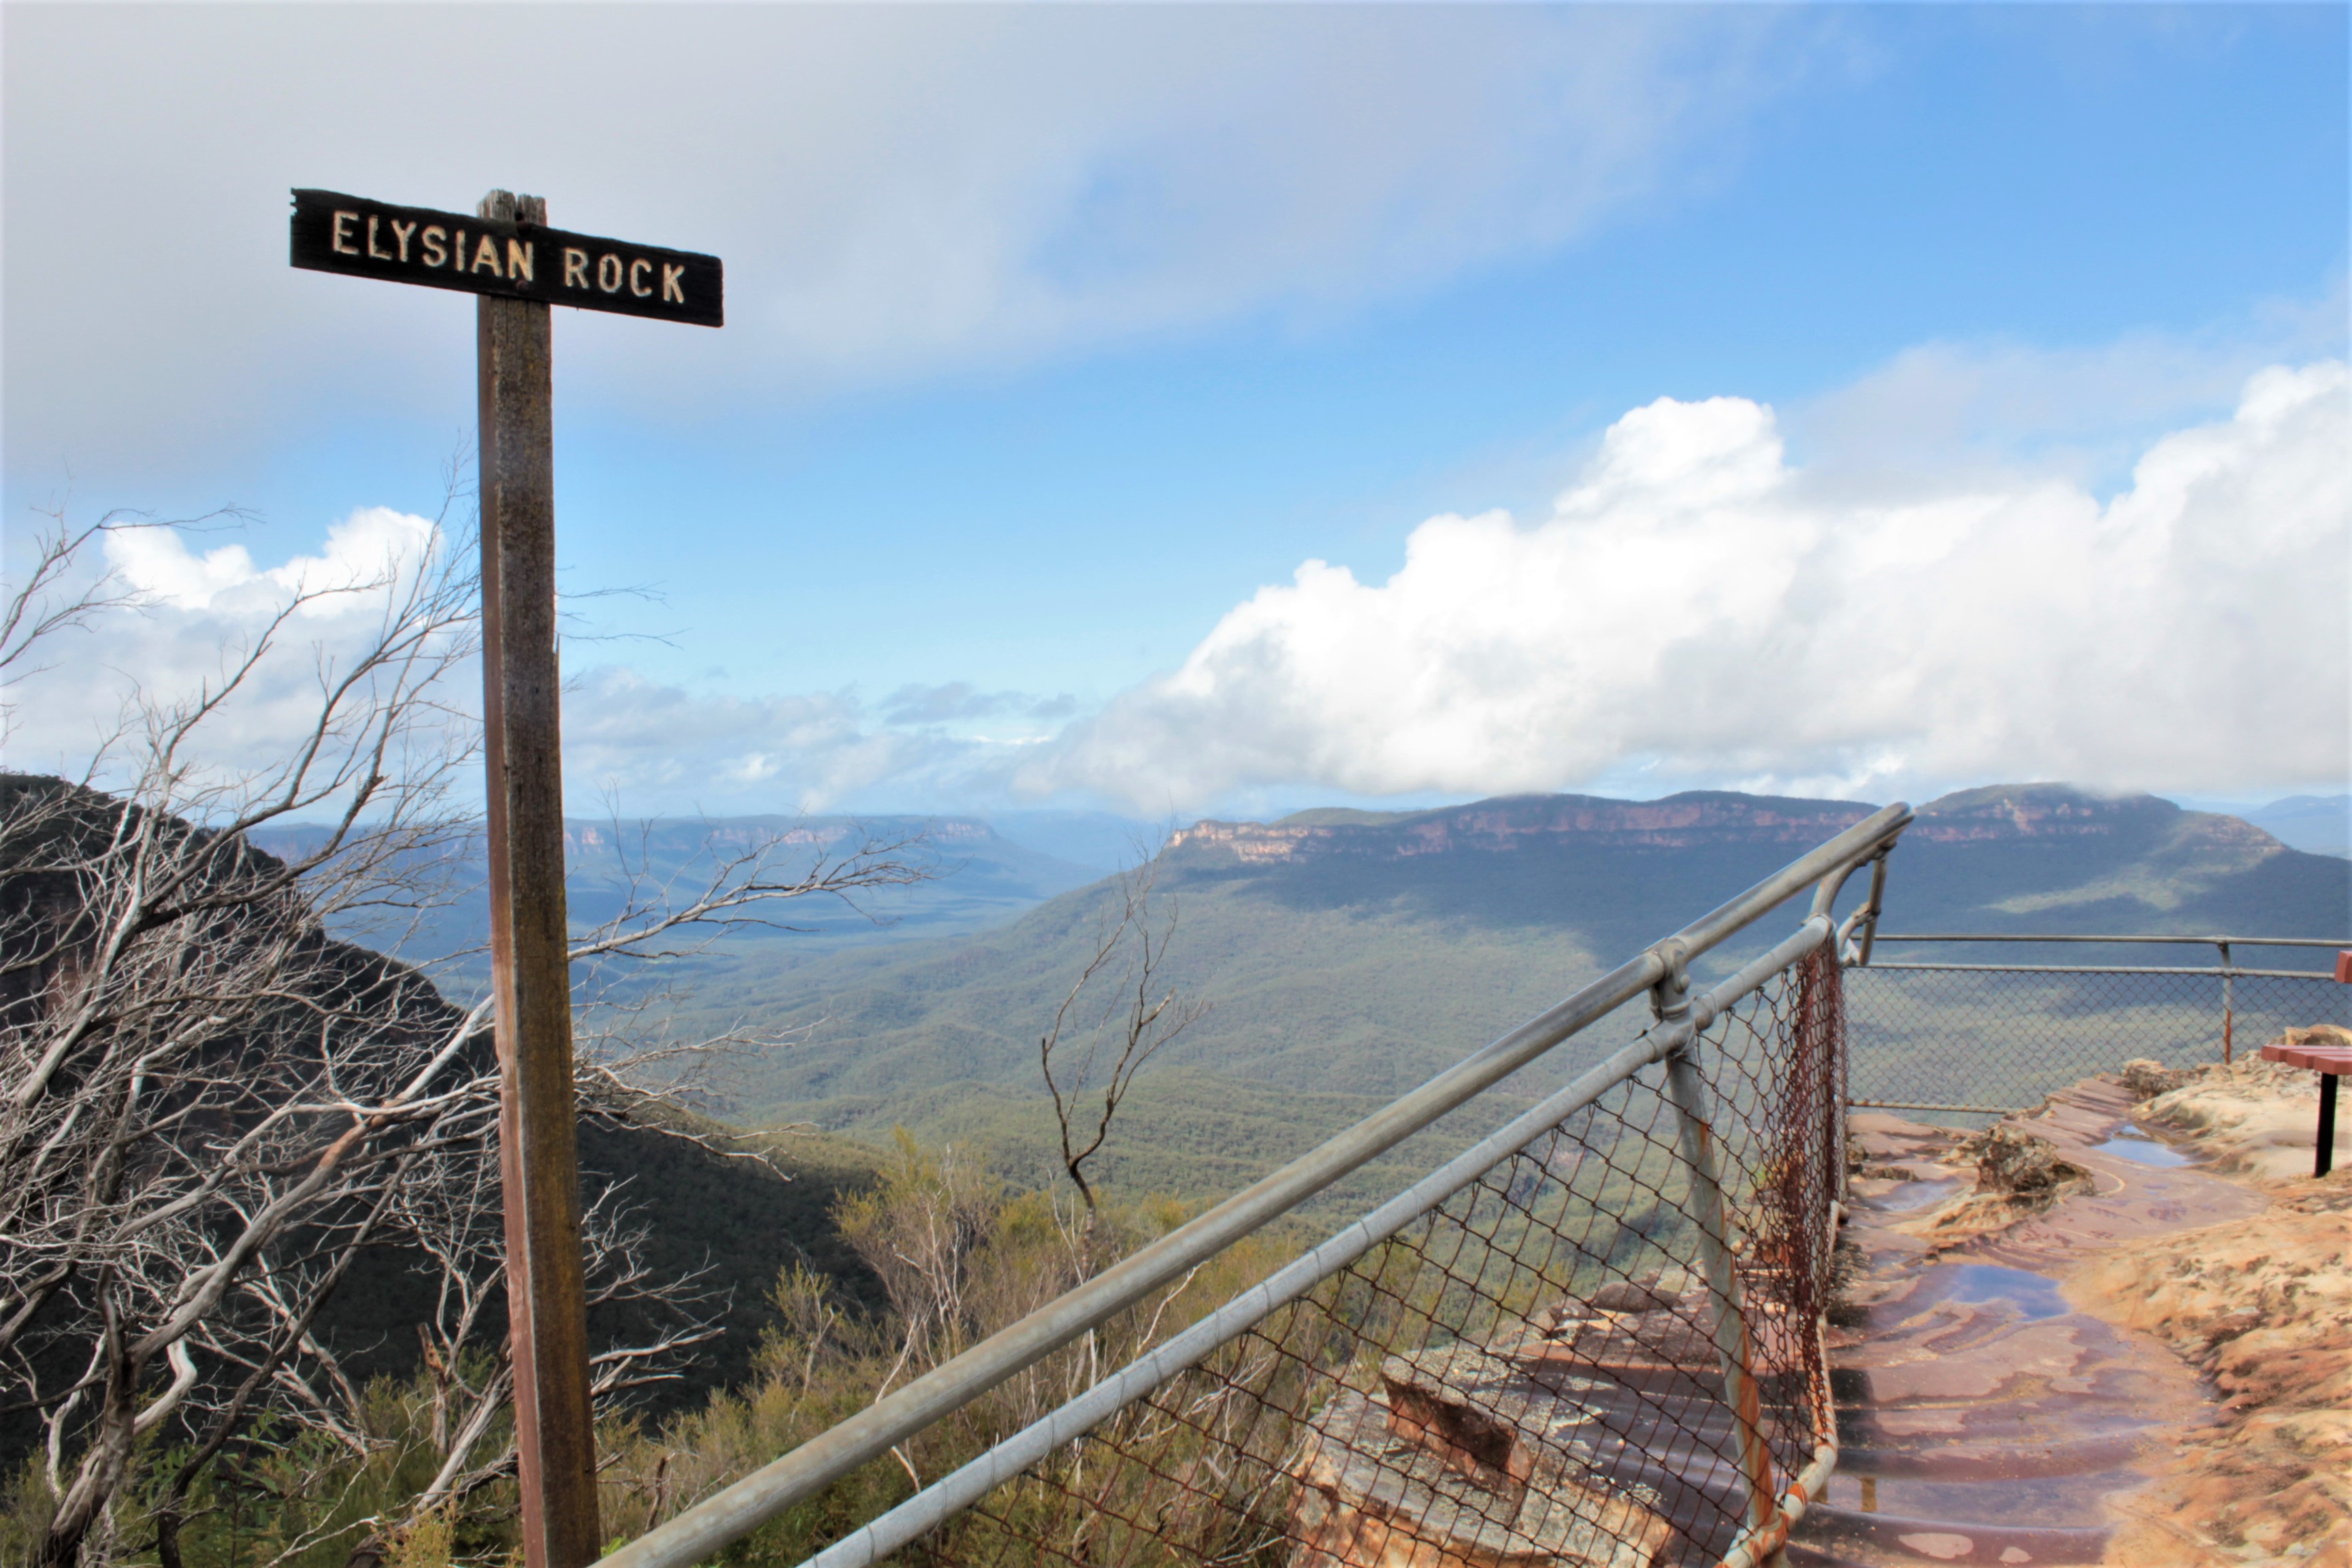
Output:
290,184,725,1568
289,188,723,327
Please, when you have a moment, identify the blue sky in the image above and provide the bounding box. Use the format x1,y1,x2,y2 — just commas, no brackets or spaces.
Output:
4,5,2347,820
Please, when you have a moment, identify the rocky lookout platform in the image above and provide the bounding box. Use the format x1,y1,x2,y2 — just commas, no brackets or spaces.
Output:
1283,1038,2350,1568
1808,1041,2350,1567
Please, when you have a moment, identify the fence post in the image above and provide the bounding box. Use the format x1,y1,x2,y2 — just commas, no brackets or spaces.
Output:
1654,946,1778,1541
2219,940,2235,1064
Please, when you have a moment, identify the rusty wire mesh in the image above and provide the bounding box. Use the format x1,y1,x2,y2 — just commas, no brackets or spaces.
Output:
1844,963,2348,1118
889,947,1848,1568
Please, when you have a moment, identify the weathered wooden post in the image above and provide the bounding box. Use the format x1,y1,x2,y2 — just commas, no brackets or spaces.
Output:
291,188,723,1568
475,187,600,1568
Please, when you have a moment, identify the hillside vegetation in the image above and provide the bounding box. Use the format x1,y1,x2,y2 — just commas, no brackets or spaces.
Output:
693,785,2347,1210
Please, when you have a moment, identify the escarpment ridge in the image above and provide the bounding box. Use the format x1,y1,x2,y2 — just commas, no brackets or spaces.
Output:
1165,783,2293,867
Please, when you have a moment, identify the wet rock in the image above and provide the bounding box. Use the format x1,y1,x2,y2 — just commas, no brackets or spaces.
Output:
2074,1173,2352,1565
1803,1100,2231,1568
1845,1113,1970,1186
1884,1123,2097,1250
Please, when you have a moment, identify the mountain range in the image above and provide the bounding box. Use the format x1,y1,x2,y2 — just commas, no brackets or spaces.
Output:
646,783,2347,1211
247,781,2348,1217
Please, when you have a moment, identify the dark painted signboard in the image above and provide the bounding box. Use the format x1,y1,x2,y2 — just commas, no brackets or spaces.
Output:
289,188,723,327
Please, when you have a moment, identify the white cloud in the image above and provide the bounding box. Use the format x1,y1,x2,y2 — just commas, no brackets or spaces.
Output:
104,507,437,617
3,5,1799,485
1034,361,2351,810
557,667,994,815
5,506,1041,815
4,507,454,785
16,363,2345,820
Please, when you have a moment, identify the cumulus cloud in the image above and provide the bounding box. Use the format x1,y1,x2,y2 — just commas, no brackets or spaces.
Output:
5,506,457,783
103,507,438,617
1033,361,2351,809
17,365,2344,819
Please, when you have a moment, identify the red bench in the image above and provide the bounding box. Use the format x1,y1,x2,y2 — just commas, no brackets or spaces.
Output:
2263,1019,2352,1179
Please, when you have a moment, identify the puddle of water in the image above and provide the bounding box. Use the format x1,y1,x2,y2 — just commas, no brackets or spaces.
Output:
1940,1264,2070,1320
1866,1176,1965,1213
2092,1123,2195,1167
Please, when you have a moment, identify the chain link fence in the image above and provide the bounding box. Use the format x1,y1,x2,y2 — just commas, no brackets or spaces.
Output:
593,815,1912,1568
897,948,1845,1568
1847,938,2349,1119
597,820,2349,1568
595,831,2345,1568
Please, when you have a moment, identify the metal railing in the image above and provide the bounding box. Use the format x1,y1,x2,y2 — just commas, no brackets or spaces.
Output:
595,805,1913,1568
1847,933,2351,1117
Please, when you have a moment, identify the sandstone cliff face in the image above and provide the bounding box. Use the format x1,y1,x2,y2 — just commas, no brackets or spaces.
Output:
1897,783,2177,845
1162,785,2289,870
1167,791,1876,866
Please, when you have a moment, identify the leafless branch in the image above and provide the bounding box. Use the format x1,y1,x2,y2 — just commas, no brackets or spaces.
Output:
1,493,918,1568
1038,845,1207,1218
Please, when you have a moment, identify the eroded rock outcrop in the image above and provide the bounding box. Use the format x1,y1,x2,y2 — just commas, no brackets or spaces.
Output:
1288,1343,1677,1568
1859,1117,2097,1253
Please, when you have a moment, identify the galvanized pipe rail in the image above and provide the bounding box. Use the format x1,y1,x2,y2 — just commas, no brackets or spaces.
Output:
1861,962,2327,979
1872,933,2345,947
593,802,1914,1568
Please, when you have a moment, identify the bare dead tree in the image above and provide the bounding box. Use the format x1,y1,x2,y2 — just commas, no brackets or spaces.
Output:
1037,849,1207,1218
0,504,930,1568
1,485,487,1568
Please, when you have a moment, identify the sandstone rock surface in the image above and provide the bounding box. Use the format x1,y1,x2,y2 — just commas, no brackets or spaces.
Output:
2072,1054,2352,1567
